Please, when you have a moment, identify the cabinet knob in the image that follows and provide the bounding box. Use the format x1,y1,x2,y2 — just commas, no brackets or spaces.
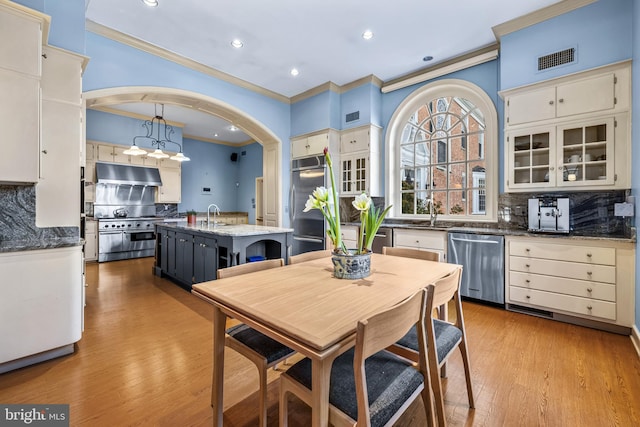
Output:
549,100,554,105
558,98,564,103
525,248,530,252
587,287,593,293
41,150,47,154
587,271,593,276
525,279,530,283
586,253,592,258
587,305,593,310
525,264,530,268
526,295,531,299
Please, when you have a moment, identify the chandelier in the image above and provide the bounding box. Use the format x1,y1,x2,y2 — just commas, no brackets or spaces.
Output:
123,103,190,162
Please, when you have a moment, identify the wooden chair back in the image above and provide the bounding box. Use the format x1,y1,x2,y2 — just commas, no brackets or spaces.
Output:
216,258,285,279
288,249,332,265
382,246,439,262
353,289,430,423
427,267,463,328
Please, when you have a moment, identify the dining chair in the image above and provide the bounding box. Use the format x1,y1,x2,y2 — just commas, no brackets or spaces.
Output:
288,249,332,264
382,246,440,262
279,289,435,427
216,258,295,427
399,268,475,427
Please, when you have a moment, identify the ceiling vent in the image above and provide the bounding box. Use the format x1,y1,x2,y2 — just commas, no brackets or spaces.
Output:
538,47,575,71
345,111,360,123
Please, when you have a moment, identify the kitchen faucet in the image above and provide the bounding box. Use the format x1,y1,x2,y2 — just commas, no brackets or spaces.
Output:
426,196,438,226
207,203,221,225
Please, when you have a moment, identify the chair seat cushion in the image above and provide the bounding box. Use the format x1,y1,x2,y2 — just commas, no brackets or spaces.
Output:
396,320,462,363
226,324,295,364
284,348,423,427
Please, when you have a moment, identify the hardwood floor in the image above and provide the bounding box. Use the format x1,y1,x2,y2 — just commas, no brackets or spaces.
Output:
1,257,639,426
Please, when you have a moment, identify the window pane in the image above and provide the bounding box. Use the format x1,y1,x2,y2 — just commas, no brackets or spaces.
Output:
448,190,466,215
415,142,430,166
401,144,415,167
401,168,415,190
450,136,466,162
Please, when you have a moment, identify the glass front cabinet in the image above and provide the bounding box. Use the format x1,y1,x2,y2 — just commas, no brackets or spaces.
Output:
507,118,615,189
502,61,630,192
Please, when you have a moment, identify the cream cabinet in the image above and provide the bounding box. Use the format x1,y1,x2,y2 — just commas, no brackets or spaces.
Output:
392,228,447,261
291,129,339,159
340,225,359,250
339,125,382,197
97,143,129,164
502,62,630,192
505,236,635,329
36,46,86,227
84,219,98,262
157,167,181,203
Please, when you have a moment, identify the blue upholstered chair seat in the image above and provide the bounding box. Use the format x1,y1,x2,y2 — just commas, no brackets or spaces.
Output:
284,348,424,427
226,324,295,364
396,320,462,364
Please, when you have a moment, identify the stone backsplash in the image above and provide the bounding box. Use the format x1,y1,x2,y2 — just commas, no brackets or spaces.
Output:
0,185,79,246
340,190,634,239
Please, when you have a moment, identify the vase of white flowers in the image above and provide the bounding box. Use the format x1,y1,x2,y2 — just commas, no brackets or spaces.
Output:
303,147,391,279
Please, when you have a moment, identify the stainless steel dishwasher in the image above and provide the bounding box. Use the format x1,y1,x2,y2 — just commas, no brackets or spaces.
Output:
447,232,505,305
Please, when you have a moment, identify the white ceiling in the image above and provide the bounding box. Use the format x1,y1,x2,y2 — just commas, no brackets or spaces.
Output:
84,0,563,143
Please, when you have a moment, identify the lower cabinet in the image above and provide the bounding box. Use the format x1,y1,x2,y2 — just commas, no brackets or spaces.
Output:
193,236,218,283
84,219,98,262
505,236,635,330
392,228,448,261
156,228,218,288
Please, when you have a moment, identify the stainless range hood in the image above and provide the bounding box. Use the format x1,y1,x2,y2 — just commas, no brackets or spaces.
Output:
95,162,162,186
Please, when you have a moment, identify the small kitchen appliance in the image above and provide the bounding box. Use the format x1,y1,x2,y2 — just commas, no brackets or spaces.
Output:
528,198,570,233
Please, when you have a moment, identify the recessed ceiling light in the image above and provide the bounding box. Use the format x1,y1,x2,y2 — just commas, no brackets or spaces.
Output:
229,125,238,132
290,68,299,77
142,0,158,7
423,55,434,62
231,39,243,49
362,30,374,40
214,133,218,137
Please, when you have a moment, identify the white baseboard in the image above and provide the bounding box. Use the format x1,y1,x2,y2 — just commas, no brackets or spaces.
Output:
632,325,640,360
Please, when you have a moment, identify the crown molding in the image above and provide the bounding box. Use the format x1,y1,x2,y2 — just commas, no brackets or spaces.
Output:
340,74,383,93
290,75,383,104
381,45,499,93
492,0,597,40
85,20,290,104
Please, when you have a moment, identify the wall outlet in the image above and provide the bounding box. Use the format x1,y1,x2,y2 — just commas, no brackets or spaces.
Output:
614,202,634,217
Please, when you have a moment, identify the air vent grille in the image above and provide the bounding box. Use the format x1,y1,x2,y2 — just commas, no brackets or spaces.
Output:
345,111,360,123
538,48,575,71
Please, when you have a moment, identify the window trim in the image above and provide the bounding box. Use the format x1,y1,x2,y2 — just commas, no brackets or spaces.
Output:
385,79,498,223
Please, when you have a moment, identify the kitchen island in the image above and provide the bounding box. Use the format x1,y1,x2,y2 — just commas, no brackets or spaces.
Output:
154,222,293,289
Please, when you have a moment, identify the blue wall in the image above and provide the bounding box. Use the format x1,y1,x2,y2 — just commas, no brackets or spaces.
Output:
500,0,632,90
633,0,640,334
86,110,263,220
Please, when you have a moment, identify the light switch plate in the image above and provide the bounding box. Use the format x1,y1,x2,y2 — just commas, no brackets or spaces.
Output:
614,202,634,217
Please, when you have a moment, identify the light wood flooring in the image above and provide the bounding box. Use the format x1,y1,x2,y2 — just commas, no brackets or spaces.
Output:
1,257,639,426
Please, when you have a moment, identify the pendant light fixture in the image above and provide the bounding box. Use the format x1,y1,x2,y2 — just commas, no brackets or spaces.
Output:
126,103,190,162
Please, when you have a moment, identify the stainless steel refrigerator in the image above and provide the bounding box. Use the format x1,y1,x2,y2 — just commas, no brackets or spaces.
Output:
290,155,326,255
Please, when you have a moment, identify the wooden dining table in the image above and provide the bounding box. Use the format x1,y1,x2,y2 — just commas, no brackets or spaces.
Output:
191,253,461,427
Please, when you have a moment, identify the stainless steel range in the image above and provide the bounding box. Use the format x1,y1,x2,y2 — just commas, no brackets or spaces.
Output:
93,162,163,262
98,218,157,262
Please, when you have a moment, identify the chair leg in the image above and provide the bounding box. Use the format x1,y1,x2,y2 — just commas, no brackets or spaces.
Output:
429,363,447,427
420,382,436,427
279,379,289,427
258,362,268,427
459,341,475,409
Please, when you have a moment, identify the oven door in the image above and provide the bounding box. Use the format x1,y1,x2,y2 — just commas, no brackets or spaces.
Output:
98,230,125,262
127,231,156,251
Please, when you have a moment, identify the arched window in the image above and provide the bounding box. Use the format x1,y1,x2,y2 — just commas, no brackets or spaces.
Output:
386,79,498,222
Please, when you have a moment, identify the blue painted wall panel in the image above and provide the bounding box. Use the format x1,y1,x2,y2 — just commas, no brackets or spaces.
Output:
500,0,632,90
341,84,373,130
290,91,333,137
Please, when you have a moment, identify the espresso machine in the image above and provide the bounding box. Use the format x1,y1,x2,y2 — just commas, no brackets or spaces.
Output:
528,198,570,233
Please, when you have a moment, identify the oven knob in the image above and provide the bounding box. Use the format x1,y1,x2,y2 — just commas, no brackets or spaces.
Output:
128,224,132,227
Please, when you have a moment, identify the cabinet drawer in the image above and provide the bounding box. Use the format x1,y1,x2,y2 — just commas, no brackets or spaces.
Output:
393,229,446,251
509,271,615,302
509,286,616,321
510,256,615,284
341,226,358,242
510,241,615,265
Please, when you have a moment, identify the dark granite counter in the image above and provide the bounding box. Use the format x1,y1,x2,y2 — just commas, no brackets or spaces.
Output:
0,237,84,253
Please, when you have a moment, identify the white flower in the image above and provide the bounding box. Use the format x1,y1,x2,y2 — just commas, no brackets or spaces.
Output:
303,195,320,212
312,187,329,203
352,193,371,212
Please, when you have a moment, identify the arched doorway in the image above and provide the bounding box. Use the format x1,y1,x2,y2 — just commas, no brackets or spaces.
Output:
84,86,282,226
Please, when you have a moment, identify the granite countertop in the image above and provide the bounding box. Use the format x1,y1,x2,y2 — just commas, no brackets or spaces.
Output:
0,237,84,253
157,222,293,237
342,222,635,243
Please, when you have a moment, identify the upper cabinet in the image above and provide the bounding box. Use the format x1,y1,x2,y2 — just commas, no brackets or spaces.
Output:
0,2,45,184
339,125,382,197
502,61,631,192
291,129,339,159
